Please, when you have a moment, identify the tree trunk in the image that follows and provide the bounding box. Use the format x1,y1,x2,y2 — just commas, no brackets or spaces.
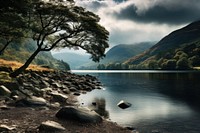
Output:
0,41,11,55
10,48,41,77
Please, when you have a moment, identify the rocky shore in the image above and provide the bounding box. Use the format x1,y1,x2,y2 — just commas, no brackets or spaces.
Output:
0,70,131,133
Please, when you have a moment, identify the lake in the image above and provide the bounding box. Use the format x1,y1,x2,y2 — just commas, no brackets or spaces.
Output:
73,70,200,133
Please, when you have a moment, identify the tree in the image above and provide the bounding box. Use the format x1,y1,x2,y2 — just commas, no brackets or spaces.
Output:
148,60,159,69
10,0,109,77
0,0,28,55
176,57,190,69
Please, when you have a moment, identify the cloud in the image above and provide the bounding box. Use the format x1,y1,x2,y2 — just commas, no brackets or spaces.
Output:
112,0,200,25
74,0,199,47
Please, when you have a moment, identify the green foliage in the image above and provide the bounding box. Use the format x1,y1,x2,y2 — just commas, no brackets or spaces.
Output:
148,60,159,69
176,57,191,69
1,0,109,76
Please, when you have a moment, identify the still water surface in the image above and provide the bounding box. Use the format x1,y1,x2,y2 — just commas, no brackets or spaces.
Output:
73,71,200,133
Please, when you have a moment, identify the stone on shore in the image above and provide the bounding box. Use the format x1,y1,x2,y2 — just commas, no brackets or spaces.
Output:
38,120,65,132
56,106,103,123
0,124,15,132
0,85,11,96
50,92,68,103
15,96,47,107
117,100,132,109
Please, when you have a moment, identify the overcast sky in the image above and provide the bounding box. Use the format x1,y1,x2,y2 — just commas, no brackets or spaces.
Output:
74,0,200,46
53,0,200,54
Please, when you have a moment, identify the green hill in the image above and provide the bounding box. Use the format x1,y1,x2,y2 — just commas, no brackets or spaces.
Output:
0,39,70,70
125,20,200,70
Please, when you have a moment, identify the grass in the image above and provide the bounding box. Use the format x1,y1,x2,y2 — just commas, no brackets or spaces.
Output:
0,59,53,82
0,59,52,72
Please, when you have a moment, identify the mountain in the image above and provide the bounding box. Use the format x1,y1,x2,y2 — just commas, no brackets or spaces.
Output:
0,39,70,70
52,52,90,69
125,20,200,69
102,42,154,63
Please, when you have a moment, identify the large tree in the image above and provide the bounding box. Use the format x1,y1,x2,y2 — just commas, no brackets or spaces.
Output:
10,0,109,77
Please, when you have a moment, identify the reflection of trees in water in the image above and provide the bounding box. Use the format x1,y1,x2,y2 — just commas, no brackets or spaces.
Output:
91,98,109,119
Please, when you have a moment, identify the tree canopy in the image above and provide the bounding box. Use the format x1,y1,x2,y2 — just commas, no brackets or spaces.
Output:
2,0,109,77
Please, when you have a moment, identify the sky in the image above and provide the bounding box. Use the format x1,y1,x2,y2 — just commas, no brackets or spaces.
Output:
53,0,200,54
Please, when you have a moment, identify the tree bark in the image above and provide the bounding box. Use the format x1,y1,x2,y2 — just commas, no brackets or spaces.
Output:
10,48,41,77
0,41,11,55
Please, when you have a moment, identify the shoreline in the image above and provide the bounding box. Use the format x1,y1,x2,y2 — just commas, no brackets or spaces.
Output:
0,70,131,132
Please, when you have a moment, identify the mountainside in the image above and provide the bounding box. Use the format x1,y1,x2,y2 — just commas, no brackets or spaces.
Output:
125,20,200,70
0,39,70,70
52,52,90,69
102,42,154,63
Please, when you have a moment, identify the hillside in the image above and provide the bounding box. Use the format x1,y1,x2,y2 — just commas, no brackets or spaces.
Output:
52,52,90,69
0,39,70,71
77,42,154,70
125,20,200,70
102,42,154,63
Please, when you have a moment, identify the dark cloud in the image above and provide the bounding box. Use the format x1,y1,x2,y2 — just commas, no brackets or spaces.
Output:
113,0,127,3
114,2,200,25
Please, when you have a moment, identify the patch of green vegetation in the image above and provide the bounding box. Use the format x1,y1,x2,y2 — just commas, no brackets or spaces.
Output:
0,40,70,71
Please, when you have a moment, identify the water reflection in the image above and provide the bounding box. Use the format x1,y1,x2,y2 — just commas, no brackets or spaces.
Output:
78,72,200,133
91,98,109,119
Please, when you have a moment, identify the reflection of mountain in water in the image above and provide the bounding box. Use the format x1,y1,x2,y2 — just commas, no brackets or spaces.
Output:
90,98,109,119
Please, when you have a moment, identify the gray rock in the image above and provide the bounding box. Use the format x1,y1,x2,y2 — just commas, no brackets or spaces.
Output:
52,82,62,88
0,85,11,96
50,92,68,103
38,120,65,132
69,87,78,92
0,124,15,132
73,93,80,96
56,106,102,123
117,100,132,109
15,96,47,107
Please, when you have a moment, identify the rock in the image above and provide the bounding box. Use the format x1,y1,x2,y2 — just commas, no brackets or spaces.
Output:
63,88,70,94
38,120,65,132
50,92,68,103
41,87,53,93
73,92,80,96
126,126,136,131
92,102,97,106
15,96,47,107
0,66,12,72
56,106,102,123
0,124,15,132
52,82,62,88
69,87,78,92
0,105,11,110
0,85,11,96
50,102,60,108
40,80,50,88
117,100,132,109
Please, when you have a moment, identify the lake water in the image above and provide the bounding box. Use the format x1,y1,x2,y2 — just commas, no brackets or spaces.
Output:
73,71,200,133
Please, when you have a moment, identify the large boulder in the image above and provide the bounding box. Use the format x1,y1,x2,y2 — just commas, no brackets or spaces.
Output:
56,106,102,123
0,85,11,96
117,100,132,109
38,120,65,132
